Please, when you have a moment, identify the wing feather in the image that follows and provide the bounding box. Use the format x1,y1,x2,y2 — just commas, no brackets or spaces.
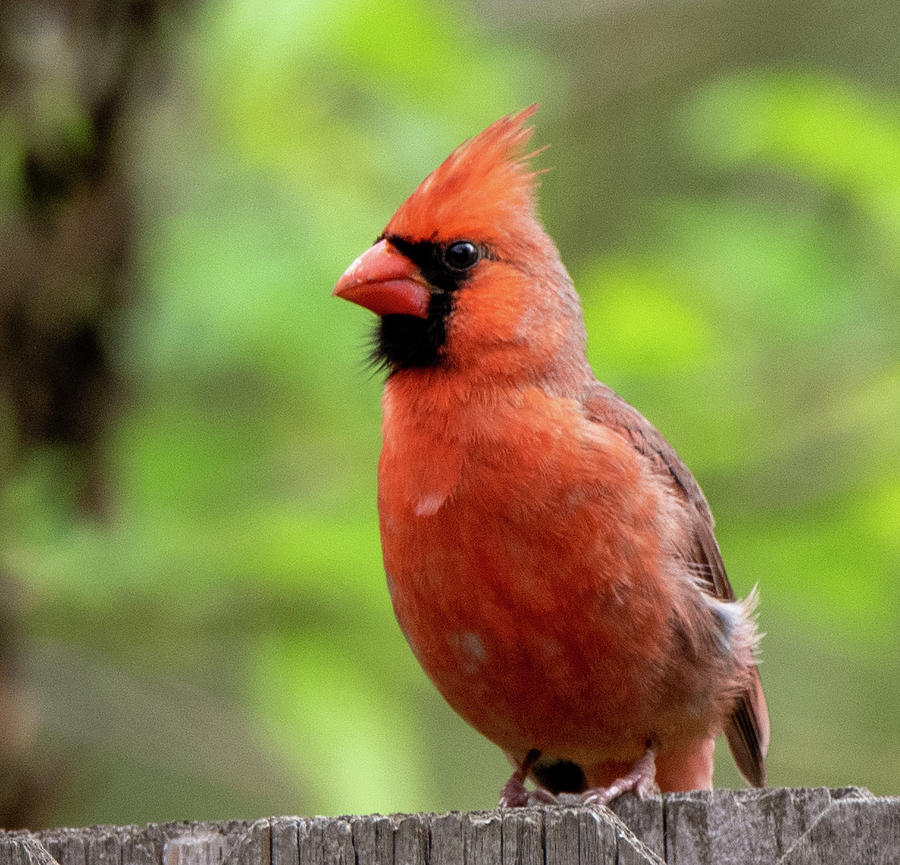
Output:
584,382,770,786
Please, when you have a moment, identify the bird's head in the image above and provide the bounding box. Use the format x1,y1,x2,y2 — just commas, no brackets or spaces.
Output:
334,106,589,390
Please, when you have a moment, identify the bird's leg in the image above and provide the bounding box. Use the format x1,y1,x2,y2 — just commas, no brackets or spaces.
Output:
581,742,659,805
499,749,557,807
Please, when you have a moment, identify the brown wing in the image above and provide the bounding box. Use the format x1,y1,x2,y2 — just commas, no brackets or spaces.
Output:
584,381,770,787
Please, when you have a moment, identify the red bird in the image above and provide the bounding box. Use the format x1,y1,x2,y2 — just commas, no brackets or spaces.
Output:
334,107,769,805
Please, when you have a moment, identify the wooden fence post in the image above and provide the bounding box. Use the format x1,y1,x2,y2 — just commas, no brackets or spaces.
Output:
1,788,897,865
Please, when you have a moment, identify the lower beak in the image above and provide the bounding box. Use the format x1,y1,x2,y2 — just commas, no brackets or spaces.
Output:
333,239,431,318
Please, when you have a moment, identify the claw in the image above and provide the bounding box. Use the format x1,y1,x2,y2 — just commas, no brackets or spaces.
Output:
580,742,658,805
499,775,531,808
499,782,557,807
499,749,557,808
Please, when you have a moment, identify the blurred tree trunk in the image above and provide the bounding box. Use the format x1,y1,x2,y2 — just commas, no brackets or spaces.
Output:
0,0,181,829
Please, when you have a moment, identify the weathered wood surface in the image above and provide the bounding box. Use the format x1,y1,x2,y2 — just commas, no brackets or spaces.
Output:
1,788,897,865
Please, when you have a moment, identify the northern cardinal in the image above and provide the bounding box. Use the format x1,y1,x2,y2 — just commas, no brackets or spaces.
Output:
334,106,769,805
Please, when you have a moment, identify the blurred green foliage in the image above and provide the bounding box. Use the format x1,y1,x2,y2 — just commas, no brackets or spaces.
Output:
1,0,898,827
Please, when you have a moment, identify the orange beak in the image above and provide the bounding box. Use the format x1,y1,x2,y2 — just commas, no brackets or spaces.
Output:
333,239,431,318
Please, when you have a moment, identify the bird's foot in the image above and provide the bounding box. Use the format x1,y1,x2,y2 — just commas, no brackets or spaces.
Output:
580,743,659,806
499,749,558,808
499,777,557,807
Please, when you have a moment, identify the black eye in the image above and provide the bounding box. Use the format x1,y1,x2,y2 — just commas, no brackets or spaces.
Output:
443,241,480,271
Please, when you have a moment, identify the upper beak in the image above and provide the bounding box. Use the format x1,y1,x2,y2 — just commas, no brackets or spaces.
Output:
333,239,431,318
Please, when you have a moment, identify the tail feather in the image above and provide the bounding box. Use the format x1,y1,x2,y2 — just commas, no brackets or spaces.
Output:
725,666,770,787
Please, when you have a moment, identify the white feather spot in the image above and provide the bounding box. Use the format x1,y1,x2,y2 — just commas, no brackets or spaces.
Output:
451,630,487,674
459,631,486,662
706,588,761,660
415,491,446,517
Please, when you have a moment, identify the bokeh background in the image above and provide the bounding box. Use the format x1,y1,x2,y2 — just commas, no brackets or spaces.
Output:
1,0,898,830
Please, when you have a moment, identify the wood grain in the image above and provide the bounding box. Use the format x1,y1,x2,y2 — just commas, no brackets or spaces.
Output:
1,789,897,865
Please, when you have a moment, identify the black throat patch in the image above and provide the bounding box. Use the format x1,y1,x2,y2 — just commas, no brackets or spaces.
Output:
370,235,477,372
